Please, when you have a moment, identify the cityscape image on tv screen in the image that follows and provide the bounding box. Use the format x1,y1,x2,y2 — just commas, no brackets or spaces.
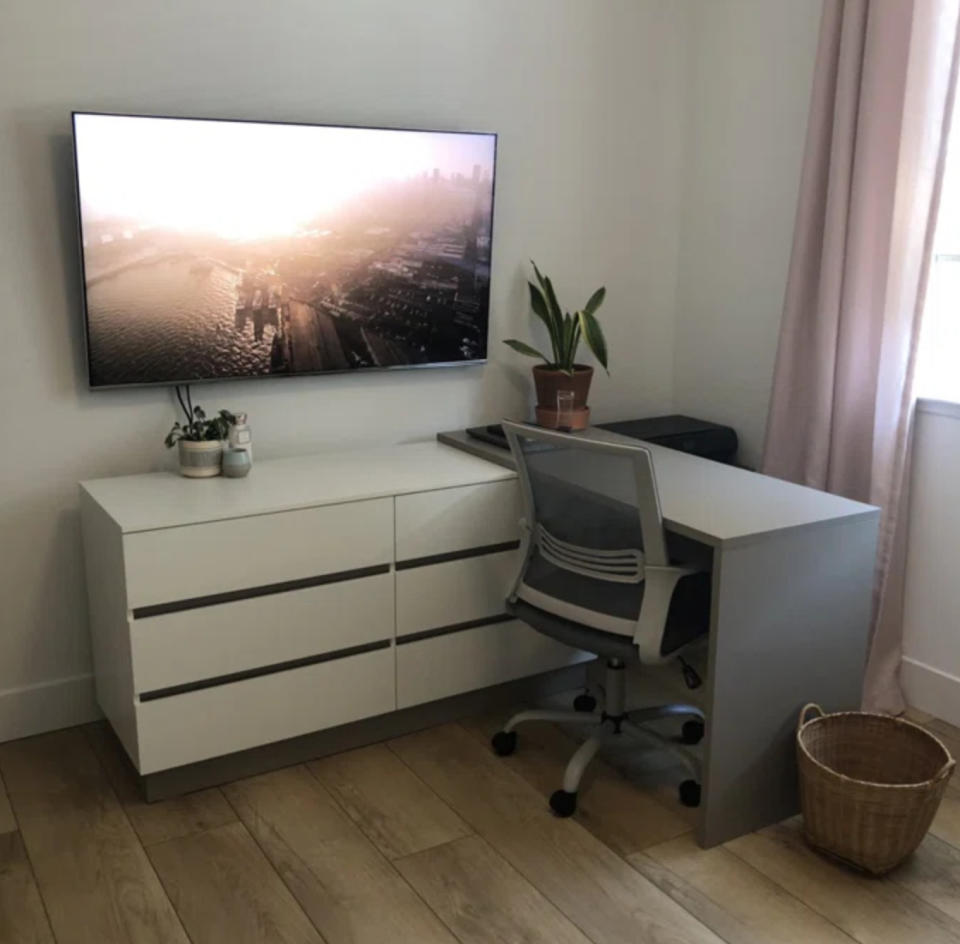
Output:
73,113,496,387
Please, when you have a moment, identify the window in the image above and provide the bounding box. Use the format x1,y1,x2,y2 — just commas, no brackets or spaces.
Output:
917,95,960,402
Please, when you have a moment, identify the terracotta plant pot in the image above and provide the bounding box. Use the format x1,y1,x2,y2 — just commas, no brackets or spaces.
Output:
178,439,223,478
533,364,593,430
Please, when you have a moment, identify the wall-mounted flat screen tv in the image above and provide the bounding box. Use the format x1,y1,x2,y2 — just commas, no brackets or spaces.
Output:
72,112,497,388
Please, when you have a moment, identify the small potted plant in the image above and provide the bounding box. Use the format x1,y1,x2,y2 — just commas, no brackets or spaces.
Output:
504,261,608,429
164,389,236,478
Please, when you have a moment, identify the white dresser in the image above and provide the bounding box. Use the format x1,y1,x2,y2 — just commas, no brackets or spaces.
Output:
80,443,589,776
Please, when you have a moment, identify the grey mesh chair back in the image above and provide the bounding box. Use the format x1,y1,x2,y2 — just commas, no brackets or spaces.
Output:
503,420,700,665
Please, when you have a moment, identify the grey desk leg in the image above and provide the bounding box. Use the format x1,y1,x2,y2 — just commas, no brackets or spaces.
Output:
697,513,879,847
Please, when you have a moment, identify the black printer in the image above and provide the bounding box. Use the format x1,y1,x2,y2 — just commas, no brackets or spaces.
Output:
466,414,739,465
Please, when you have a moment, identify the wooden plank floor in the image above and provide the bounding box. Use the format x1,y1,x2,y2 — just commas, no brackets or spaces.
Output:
0,711,959,944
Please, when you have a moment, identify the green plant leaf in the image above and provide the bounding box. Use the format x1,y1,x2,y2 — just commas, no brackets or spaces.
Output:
541,275,563,329
530,263,564,360
567,321,582,370
530,260,549,294
528,282,560,355
548,289,567,363
503,338,549,362
556,313,573,371
578,309,609,372
583,286,606,317
528,281,549,322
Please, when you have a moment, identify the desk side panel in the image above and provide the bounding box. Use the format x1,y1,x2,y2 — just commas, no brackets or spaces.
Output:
79,489,139,765
699,512,879,847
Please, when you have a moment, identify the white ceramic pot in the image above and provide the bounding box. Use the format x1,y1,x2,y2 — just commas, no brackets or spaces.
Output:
178,439,223,478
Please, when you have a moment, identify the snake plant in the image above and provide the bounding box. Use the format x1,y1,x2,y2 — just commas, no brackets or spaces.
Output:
504,261,608,374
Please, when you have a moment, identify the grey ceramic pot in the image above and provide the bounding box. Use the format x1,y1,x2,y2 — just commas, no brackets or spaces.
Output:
222,448,252,478
178,440,223,478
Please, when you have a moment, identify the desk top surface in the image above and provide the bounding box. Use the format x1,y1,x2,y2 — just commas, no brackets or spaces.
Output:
437,428,878,548
81,429,878,545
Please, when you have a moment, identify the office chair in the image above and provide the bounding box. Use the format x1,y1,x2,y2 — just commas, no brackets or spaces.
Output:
491,420,709,816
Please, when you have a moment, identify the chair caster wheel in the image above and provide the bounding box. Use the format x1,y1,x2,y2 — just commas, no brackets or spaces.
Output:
681,720,705,745
573,693,597,712
491,731,517,757
549,789,577,817
679,780,701,808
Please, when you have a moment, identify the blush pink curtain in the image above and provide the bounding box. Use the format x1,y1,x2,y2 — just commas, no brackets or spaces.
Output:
763,0,960,713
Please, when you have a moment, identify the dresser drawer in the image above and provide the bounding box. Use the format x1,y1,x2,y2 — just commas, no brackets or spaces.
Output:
123,497,393,610
395,480,520,563
397,618,591,709
134,646,395,773
130,571,393,694
395,550,519,638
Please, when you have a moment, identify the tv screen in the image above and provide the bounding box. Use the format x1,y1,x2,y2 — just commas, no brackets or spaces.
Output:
72,113,497,388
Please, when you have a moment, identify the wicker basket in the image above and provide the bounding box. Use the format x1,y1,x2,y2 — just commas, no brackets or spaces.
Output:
796,703,955,875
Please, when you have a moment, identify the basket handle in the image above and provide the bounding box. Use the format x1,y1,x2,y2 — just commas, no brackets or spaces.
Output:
797,702,824,734
937,756,957,782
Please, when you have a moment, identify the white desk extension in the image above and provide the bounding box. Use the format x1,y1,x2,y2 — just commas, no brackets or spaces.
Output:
439,428,880,846
439,427,878,548
81,432,879,847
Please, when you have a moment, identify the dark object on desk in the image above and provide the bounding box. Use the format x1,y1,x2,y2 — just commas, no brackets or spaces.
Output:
466,414,739,464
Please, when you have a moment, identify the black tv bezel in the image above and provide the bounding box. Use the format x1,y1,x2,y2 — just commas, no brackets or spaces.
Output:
71,110,499,391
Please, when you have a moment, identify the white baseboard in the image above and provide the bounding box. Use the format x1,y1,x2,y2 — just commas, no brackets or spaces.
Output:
0,674,102,743
902,657,960,729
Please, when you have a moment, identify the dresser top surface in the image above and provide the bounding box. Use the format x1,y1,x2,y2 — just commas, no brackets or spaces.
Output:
81,441,515,533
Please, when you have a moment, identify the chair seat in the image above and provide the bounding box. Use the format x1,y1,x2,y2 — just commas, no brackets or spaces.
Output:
507,569,710,662
507,598,640,662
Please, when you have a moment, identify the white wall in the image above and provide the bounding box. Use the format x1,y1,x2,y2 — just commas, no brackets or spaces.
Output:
673,0,821,468
902,401,960,727
0,0,688,738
